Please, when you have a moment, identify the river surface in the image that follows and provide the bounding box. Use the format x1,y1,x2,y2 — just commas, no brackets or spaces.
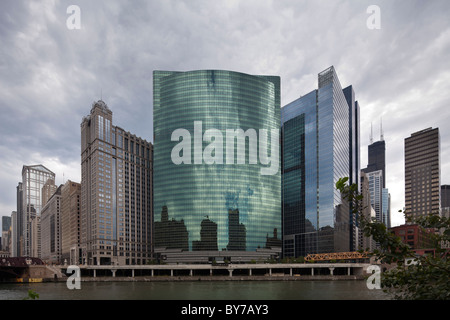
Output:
0,280,391,300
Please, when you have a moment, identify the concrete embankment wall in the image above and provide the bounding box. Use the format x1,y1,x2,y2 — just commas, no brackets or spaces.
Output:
53,274,365,283
4,263,378,283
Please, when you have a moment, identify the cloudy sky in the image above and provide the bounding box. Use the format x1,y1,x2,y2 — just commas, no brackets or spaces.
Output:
1,0,449,231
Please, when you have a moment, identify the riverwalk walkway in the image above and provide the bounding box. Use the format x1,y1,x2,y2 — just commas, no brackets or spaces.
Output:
56,263,374,281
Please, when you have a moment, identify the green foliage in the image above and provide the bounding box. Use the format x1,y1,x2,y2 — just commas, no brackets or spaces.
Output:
281,256,305,264
23,289,39,300
336,177,450,300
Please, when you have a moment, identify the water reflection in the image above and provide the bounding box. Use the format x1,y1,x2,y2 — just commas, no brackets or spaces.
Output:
0,281,390,300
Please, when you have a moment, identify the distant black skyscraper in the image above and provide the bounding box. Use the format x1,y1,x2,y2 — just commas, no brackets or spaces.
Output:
362,121,390,227
365,140,386,188
441,185,450,208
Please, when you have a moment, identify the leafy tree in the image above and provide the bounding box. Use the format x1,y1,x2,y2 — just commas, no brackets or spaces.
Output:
23,289,39,300
336,177,450,300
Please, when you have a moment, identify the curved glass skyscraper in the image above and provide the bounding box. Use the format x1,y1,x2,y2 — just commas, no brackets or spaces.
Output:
153,70,281,262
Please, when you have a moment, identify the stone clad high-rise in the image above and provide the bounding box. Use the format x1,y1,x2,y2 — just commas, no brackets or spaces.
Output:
153,70,281,263
404,127,440,220
61,180,81,265
81,100,152,265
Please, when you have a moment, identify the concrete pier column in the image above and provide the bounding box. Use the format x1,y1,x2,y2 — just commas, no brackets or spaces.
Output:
111,270,116,277
171,269,173,277
269,268,272,276
190,269,193,276
311,268,314,276
151,269,154,277
290,268,292,276
228,270,233,277
132,269,134,278
348,267,351,276
93,269,96,278
329,267,335,276
210,269,213,276
249,269,252,276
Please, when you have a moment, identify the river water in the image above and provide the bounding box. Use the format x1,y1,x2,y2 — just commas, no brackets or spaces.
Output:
0,280,390,300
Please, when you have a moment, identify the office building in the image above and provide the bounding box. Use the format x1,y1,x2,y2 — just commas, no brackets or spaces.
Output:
61,180,81,265
362,124,390,227
365,170,383,224
40,185,62,264
42,178,57,207
359,171,376,251
382,188,391,228
2,216,11,253
21,165,56,257
404,128,440,220
281,66,360,258
390,224,434,251
10,211,17,257
365,140,386,187
441,185,450,209
14,183,23,257
81,100,153,265
153,70,281,263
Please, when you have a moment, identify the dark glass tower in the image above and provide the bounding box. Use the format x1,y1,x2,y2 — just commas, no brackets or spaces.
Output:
442,185,450,208
365,140,386,188
281,66,360,258
362,125,388,227
153,70,281,262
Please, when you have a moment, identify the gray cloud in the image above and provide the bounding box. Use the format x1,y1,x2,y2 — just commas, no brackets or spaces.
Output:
1,0,449,229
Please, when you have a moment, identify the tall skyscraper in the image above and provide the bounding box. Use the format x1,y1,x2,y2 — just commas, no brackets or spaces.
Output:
153,70,281,263
2,216,11,253
362,122,390,227
404,127,441,221
81,100,153,265
365,170,383,224
366,140,386,188
441,185,450,209
61,180,81,265
10,211,17,256
281,66,360,257
382,188,391,228
21,165,55,257
359,171,376,251
42,178,57,207
40,185,62,263
15,182,23,256
343,85,361,190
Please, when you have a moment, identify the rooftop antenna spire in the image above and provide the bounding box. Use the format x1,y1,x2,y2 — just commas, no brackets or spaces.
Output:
380,117,384,141
370,122,373,144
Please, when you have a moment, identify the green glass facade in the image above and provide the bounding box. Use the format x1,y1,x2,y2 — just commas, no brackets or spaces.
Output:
153,70,281,255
